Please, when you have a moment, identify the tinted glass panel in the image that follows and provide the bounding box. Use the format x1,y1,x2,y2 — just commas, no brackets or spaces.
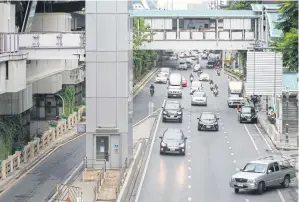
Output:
193,92,205,97
165,103,179,110
201,114,215,119
164,132,182,140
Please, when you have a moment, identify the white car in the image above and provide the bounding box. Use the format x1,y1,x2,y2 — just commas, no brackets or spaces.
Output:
155,73,168,84
190,81,203,95
178,62,187,70
193,64,201,72
199,73,210,81
201,53,208,59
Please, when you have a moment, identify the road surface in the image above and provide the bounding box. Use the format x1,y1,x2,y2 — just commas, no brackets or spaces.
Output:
0,71,164,202
136,59,298,202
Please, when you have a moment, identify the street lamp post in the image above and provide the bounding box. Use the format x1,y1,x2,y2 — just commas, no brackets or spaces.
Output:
285,86,289,144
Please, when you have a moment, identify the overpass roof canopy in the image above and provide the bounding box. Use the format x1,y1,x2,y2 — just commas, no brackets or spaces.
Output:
128,9,259,18
251,4,280,12
266,12,283,39
283,72,298,92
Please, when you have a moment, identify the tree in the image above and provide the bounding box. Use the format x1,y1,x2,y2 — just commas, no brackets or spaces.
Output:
132,18,157,84
274,1,298,72
226,0,255,10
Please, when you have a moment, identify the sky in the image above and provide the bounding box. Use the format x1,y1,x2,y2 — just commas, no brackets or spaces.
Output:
156,0,215,10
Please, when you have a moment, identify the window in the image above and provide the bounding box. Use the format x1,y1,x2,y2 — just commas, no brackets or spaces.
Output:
273,162,279,171
268,164,275,173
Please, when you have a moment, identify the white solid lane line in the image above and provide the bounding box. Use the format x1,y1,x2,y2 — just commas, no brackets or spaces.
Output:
244,124,259,153
245,199,249,202
254,124,273,151
134,98,165,202
277,190,286,202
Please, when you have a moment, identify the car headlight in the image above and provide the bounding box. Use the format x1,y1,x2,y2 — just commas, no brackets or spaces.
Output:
247,179,256,183
163,111,167,114
177,112,182,114
241,114,245,118
179,143,185,147
199,121,204,125
231,177,236,182
161,142,166,147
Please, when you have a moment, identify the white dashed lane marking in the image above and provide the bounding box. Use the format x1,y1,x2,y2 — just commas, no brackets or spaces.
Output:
231,153,234,156
188,176,191,179
188,197,192,201
188,185,191,188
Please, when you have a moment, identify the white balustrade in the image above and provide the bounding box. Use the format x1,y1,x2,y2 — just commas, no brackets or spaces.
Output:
166,32,176,40
218,32,230,40
153,32,164,40
0,33,19,54
192,32,203,40
245,31,255,40
231,32,243,40
180,32,190,40
205,32,216,40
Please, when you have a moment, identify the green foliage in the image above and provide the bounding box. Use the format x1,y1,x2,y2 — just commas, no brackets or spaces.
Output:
238,50,247,78
0,115,26,160
273,1,298,72
133,18,157,85
224,68,243,79
226,0,257,10
57,86,75,116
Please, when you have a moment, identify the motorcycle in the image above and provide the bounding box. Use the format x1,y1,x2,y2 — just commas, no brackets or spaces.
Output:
190,76,194,83
210,84,214,91
213,89,218,96
267,112,276,124
150,88,154,96
217,71,220,76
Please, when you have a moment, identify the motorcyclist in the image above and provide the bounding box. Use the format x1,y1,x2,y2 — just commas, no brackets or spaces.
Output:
213,88,218,96
190,73,194,82
214,84,218,90
209,79,214,85
217,69,220,75
150,84,155,93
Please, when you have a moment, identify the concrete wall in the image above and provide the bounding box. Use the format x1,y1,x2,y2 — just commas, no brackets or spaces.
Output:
26,60,77,84
31,13,72,32
0,62,6,94
32,73,62,94
5,60,27,93
0,84,33,115
0,3,16,32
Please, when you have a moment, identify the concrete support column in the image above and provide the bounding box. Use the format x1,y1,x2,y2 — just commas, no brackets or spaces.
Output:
265,14,268,46
254,19,257,40
215,19,219,40
176,18,179,39
261,11,264,42
85,0,133,168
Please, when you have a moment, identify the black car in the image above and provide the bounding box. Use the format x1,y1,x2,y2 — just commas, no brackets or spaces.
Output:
197,112,219,131
162,101,183,123
238,106,258,123
159,128,187,155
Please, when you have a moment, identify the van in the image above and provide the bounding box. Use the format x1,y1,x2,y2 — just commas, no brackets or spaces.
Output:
167,73,183,98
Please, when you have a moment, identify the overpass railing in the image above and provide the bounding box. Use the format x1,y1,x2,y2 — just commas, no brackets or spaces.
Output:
145,30,255,41
0,32,19,54
18,31,85,49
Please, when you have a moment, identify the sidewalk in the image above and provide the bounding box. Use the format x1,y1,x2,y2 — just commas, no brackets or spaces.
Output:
0,118,86,193
72,117,156,202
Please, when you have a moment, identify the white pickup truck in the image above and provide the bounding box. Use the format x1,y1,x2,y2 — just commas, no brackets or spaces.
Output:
227,81,244,107
229,156,297,194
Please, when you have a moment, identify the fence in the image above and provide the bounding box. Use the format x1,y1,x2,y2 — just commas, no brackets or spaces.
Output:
0,106,86,180
115,158,129,198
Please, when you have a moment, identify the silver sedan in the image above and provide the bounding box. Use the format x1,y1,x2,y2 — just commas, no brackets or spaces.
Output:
191,91,208,106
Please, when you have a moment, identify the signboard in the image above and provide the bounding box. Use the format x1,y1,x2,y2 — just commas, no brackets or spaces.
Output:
183,19,210,29
245,51,283,96
76,123,86,135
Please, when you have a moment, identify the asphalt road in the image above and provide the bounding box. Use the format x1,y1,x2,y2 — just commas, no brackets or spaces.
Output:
137,59,298,202
0,70,165,202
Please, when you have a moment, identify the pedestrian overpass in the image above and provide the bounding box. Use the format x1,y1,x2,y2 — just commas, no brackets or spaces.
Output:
0,5,281,59
129,9,261,50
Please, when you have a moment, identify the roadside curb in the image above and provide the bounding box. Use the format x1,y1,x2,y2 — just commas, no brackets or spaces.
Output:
223,69,241,81
133,68,159,98
257,114,298,151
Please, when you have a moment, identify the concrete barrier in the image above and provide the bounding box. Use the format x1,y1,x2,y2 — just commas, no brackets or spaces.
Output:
0,106,86,180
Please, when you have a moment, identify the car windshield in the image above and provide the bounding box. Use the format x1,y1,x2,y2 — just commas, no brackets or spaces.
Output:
201,114,215,120
242,163,267,173
192,82,201,87
193,92,205,97
164,132,182,140
241,107,254,114
165,103,179,110
230,94,241,98
201,74,209,78
195,65,200,68
180,62,185,65
161,68,169,73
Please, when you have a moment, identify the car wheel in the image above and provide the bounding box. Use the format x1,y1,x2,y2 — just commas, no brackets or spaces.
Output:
181,151,186,156
234,188,239,194
257,182,265,195
215,126,219,131
162,117,166,122
254,119,258,124
281,175,290,188
160,151,164,155
198,126,201,131
179,118,182,123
